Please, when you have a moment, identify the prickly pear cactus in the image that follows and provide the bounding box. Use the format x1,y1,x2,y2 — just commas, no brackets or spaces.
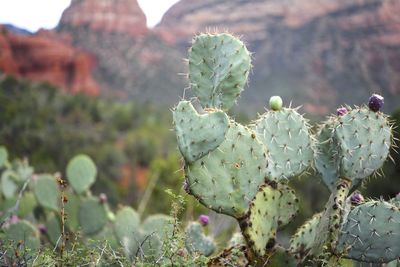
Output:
113,206,141,258
289,212,322,258
188,33,251,111
4,220,40,253
173,100,229,162
32,174,60,211
1,170,18,199
66,154,97,194
251,97,314,180
316,107,392,190
46,214,62,245
78,197,108,235
0,146,8,168
240,182,299,256
185,221,216,256
337,200,400,263
185,121,269,218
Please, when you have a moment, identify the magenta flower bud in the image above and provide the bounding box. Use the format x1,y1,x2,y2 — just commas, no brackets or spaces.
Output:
99,193,108,204
38,224,48,235
350,192,364,206
198,214,209,226
336,107,348,116
368,94,384,112
9,215,19,224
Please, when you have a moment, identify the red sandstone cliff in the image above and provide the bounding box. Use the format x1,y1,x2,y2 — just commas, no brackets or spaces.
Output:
60,0,148,37
0,27,99,95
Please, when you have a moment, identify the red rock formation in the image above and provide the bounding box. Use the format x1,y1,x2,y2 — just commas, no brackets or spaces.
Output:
60,0,148,37
0,26,99,95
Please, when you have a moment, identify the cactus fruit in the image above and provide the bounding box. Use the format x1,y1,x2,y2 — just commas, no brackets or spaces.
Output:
349,192,365,206
198,214,209,226
240,182,299,256
269,96,283,111
4,220,40,253
337,200,400,263
78,197,108,235
32,174,60,211
251,103,314,180
188,33,251,111
337,107,348,116
0,146,8,168
185,221,216,256
185,121,269,218
66,154,97,194
289,213,322,258
368,94,384,112
173,100,229,162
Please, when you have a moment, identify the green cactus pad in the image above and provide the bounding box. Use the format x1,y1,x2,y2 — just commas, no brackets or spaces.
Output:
228,232,246,247
66,154,97,194
185,121,269,218
0,146,8,168
312,178,351,255
252,107,314,180
315,121,339,191
1,170,18,199
15,160,34,181
335,108,390,182
188,33,251,111
32,174,60,211
4,220,40,253
142,214,174,238
289,212,322,258
64,191,80,231
46,214,62,245
113,206,141,257
240,182,299,256
337,200,400,263
185,222,216,256
78,197,107,235
173,101,229,162
17,192,37,217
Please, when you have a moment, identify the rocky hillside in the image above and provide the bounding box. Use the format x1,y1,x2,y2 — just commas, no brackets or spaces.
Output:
0,26,98,95
57,0,186,103
158,0,400,114
1,0,400,115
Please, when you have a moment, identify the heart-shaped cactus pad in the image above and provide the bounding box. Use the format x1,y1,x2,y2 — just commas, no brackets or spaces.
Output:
173,100,229,163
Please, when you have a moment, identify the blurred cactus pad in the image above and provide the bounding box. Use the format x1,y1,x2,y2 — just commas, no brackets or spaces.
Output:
172,32,399,266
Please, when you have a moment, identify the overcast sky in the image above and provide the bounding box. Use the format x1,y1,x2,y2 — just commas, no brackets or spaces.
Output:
0,0,180,32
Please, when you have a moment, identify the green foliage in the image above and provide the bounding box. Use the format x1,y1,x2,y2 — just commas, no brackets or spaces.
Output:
67,154,97,194
0,146,8,168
